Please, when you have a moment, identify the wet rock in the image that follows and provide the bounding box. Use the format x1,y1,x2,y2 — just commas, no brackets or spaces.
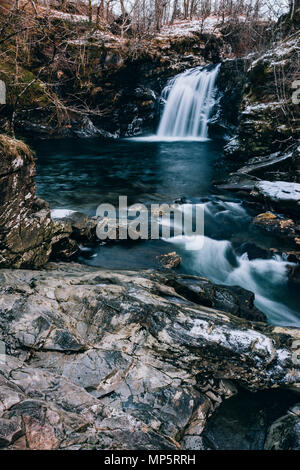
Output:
217,162,300,218
214,59,247,137
216,174,257,194
264,404,300,450
288,264,300,283
202,389,299,450
157,252,182,269
164,273,267,322
0,135,75,268
237,146,299,181
253,212,300,247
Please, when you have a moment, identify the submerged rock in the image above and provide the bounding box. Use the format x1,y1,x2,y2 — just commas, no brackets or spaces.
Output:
0,263,298,450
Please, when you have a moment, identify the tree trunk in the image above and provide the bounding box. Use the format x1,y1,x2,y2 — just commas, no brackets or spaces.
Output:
88,0,93,24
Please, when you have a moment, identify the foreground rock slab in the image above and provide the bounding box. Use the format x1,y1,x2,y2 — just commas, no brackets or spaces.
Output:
0,263,299,450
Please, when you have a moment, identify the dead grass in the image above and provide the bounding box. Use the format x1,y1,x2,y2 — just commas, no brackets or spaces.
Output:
0,133,32,160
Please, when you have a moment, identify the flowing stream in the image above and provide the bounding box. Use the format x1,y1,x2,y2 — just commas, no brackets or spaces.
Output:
33,65,300,327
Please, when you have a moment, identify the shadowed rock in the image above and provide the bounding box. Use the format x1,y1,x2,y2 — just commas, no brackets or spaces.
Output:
0,263,298,450
0,135,77,268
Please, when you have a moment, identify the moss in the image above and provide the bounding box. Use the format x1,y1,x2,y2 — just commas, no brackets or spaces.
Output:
0,134,32,160
0,62,51,109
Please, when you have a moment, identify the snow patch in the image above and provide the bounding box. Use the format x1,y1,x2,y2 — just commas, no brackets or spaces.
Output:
255,181,300,202
51,209,76,219
242,101,286,114
189,318,276,362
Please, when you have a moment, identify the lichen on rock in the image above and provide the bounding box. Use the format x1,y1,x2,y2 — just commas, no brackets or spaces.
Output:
0,134,77,268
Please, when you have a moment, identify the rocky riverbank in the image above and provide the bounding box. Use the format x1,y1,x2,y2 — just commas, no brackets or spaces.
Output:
212,8,300,266
0,5,299,451
0,129,299,450
0,262,299,450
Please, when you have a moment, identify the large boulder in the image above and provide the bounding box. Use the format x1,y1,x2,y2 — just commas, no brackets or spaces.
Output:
0,263,298,449
0,135,76,268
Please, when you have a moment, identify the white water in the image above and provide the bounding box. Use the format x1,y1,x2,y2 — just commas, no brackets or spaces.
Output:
157,64,220,140
166,234,298,327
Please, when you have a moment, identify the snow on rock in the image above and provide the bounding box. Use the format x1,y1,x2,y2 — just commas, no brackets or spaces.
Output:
40,7,89,24
242,101,286,114
51,209,76,219
248,37,300,71
254,181,300,203
156,16,245,39
189,318,277,365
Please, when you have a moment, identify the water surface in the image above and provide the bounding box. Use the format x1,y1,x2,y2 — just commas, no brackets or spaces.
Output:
33,137,300,327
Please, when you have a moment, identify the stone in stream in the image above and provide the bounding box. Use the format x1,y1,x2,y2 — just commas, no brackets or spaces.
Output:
250,181,300,216
157,251,182,269
0,263,299,450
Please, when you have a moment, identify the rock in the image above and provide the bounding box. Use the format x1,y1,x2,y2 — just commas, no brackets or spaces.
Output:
0,263,298,449
216,174,257,194
54,211,89,240
264,404,300,450
218,36,300,220
0,417,23,447
236,146,299,181
251,181,300,216
0,135,53,268
164,272,267,322
157,252,182,269
253,212,300,248
288,264,300,283
0,135,78,268
202,389,299,450
226,33,300,160
214,59,247,137
23,415,59,450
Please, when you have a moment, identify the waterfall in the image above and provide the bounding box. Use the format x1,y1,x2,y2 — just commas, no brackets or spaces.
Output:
157,64,220,140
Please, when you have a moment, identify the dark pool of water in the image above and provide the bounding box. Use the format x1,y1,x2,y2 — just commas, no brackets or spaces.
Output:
34,138,226,211
32,137,300,327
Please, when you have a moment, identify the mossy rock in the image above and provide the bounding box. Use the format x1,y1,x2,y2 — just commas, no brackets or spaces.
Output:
0,62,51,110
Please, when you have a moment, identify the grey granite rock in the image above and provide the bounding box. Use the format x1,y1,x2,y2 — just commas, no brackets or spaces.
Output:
0,263,298,450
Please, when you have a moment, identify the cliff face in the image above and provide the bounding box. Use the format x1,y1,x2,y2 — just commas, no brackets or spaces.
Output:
224,35,300,161
0,135,76,268
214,9,300,228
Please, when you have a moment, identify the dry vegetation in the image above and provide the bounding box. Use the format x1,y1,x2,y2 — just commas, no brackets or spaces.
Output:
0,0,297,135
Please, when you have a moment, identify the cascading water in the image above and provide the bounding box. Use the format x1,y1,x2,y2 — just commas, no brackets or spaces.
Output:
157,64,220,140
164,202,299,327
